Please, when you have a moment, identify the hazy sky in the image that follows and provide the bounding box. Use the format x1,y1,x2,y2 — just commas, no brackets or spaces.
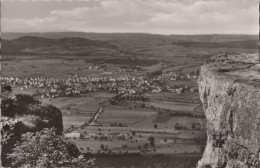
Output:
1,1,259,35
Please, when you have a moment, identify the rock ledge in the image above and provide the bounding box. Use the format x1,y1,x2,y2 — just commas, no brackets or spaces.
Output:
197,54,260,168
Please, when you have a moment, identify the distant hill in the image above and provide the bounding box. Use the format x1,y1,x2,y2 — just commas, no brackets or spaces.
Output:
1,33,258,56
2,32,258,42
2,36,117,55
172,40,259,49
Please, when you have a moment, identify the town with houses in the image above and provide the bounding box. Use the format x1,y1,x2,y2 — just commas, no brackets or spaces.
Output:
1,71,199,100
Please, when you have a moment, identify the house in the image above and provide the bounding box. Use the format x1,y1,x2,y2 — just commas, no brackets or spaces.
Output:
50,89,57,93
65,131,81,139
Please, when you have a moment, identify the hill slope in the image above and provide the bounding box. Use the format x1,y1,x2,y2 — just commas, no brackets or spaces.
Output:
2,36,117,55
2,33,258,56
172,40,258,49
2,32,258,42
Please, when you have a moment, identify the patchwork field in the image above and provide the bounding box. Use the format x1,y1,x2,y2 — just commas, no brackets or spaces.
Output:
38,89,206,155
19,88,206,155
146,101,198,112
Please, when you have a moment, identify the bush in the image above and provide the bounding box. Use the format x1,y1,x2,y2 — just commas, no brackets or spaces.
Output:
100,144,105,150
144,143,149,149
8,128,95,168
148,136,155,147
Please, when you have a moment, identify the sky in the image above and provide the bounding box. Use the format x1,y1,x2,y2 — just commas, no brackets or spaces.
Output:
1,1,259,35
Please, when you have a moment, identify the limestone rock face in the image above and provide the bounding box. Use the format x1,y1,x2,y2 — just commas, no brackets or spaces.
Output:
1,93,63,166
197,54,260,168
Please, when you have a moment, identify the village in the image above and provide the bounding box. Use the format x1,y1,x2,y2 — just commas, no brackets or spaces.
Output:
1,70,198,100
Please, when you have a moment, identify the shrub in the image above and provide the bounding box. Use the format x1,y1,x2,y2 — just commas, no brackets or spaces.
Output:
148,136,155,147
100,144,105,150
8,128,95,168
144,143,149,149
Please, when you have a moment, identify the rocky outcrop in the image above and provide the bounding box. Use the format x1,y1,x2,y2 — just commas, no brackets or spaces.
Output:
197,54,260,168
1,92,63,166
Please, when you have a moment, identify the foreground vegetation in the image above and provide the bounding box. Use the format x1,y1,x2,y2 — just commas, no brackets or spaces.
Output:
8,128,95,168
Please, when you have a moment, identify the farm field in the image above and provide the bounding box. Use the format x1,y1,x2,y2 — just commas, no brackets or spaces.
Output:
47,90,206,155
146,101,198,112
2,57,135,79
63,115,92,128
16,88,207,154
94,154,202,168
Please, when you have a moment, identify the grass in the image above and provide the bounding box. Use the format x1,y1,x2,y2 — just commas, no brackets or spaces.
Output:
146,101,197,112
63,115,92,129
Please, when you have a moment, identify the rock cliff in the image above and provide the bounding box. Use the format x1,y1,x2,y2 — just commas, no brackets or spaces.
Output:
197,54,260,168
1,92,63,166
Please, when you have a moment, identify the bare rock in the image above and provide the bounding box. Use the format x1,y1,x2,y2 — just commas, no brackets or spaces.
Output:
197,54,260,168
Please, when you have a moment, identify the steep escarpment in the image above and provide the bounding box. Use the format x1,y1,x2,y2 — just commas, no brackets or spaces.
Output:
197,54,260,168
1,91,63,166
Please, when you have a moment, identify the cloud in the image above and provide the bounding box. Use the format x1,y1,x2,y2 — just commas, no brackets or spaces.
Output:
2,1,258,34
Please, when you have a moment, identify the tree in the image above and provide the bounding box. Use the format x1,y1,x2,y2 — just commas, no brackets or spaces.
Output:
8,128,95,168
131,131,136,136
148,136,155,147
79,133,84,139
100,144,105,151
174,123,182,130
144,143,149,149
191,123,196,129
